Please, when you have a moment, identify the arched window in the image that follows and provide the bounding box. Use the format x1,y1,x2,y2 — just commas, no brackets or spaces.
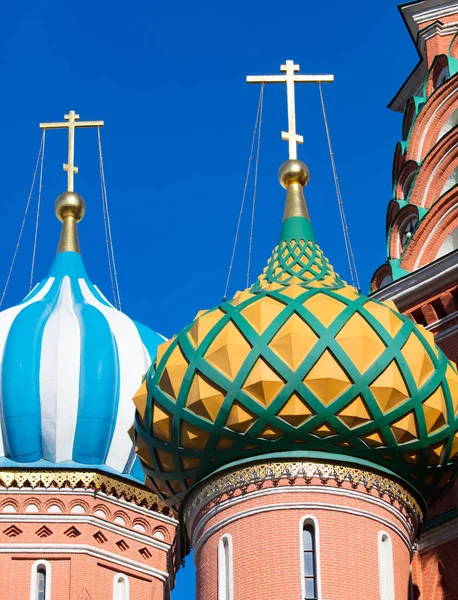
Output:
440,167,458,196
378,532,395,600
30,560,51,600
436,225,458,259
438,107,458,140
113,573,129,600
436,65,450,88
300,517,321,600
218,534,233,600
399,215,419,253
37,568,46,600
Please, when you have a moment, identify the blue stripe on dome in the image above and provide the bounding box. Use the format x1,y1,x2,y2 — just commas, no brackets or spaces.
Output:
1,279,61,461
71,279,120,464
0,248,164,486
129,456,146,482
48,251,88,279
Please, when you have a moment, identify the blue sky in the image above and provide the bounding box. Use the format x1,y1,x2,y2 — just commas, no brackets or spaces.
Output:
0,0,417,595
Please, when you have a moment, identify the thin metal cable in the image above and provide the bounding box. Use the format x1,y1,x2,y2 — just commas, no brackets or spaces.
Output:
223,83,264,300
29,130,46,291
0,132,45,308
246,84,264,287
97,127,122,310
318,82,360,290
97,128,116,306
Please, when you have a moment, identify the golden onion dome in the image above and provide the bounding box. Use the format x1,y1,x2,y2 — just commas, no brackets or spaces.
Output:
133,160,458,509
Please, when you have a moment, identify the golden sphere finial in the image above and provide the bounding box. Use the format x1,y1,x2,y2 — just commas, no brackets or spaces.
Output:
54,191,86,223
278,159,310,189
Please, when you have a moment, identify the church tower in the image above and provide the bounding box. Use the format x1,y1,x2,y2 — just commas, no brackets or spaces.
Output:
371,0,458,364
132,61,458,599
370,1,458,596
0,113,178,600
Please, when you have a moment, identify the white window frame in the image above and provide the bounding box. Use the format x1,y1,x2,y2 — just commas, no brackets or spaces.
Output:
218,533,234,600
30,560,51,600
299,515,322,600
112,573,129,600
378,531,395,600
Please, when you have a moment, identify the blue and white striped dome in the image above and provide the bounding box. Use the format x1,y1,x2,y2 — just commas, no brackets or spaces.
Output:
0,250,163,484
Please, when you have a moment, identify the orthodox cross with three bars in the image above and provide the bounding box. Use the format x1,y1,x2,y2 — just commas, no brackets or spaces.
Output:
40,111,104,192
246,60,334,159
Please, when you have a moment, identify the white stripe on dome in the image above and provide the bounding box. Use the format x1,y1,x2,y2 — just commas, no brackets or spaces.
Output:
78,278,148,472
40,277,81,462
141,343,153,366
0,277,56,457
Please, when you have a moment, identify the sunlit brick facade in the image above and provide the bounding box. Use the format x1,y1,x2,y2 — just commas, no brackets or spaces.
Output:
371,1,458,597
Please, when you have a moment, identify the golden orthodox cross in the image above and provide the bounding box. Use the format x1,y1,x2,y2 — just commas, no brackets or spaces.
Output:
40,111,104,191
247,60,334,159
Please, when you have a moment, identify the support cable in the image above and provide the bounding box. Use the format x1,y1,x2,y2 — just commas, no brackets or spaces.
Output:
223,83,264,300
29,130,46,290
97,127,122,311
318,83,360,290
0,132,45,308
246,84,264,287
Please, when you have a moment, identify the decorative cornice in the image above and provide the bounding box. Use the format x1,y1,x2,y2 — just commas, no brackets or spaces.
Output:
400,0,458,45
0,514,171,552
0,543,169,581
419,512,458,550
189,486,416,550
418,19,458,55
434,318,458,339
371,249,458,309
183,460,424,536
0,470,173,517
0,487,178,525
389,61,427,114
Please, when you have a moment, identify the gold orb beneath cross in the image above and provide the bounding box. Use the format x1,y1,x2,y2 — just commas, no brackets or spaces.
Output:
278,159,310,189
54,191,86,223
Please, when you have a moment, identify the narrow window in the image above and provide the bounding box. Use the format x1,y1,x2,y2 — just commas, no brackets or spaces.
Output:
36,567,46,600
30,561,51,600
303,523,318,599
378,532,395,600
113,574,129,600
218,534,233,600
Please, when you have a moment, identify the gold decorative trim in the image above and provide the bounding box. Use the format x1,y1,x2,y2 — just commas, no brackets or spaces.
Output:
0,470,173,516
184,460,423,534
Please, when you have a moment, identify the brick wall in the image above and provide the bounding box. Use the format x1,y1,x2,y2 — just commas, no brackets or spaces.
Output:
0,487,178,600
190,476,415,600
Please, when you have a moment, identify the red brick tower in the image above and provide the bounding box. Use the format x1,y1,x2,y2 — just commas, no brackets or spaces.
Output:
0,476,178,600
371,0,458,364
371,2,458,596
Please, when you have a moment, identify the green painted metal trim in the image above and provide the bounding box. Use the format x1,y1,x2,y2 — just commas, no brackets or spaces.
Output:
447,56,458,77
279,216,315,244
206,449,412,482
389,258,410,281
425,508,458,530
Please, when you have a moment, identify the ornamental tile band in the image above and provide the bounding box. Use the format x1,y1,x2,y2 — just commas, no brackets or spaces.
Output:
183,460,423,537
0,470,172,516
